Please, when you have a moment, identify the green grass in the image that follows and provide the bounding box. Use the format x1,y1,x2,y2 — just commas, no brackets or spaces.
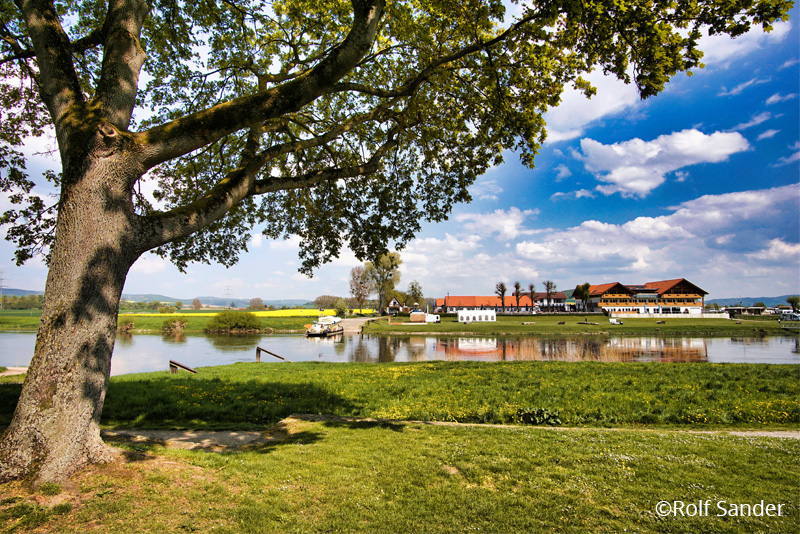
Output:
0,312,312,333
0,310,41,330
3,361,793,430
1,418,797,533
366,314,787,336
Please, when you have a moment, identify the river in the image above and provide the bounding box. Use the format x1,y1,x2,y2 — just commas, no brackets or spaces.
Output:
1,332,798,375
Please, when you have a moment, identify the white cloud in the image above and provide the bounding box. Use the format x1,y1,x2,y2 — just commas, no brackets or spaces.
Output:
718,77,769,97
250,234,263,248
774,142,800,167
747,239,800,263
766,93,798,105
729,112,772,131
269,235,302,250
514,183,800,294
550,189,596,200
469,179,504,201
554,164,572,181
541,21,792,145
698,20,792,66
544,69,640,143
130,254,169,275
454,207,539,240
577,129,750,197
756,129,780,141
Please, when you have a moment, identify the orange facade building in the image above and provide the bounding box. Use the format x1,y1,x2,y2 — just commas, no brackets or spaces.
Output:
587,278,707,314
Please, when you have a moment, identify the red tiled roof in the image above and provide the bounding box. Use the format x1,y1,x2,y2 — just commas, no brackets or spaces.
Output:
588,282,630,297
644,278,708,295
440,295,535,307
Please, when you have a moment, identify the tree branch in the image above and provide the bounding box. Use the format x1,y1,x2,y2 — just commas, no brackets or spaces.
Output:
137,122,401,252
95,0,149,129
17,0,85,155
136,0,387,172
252,125,402,195
331,10,543,99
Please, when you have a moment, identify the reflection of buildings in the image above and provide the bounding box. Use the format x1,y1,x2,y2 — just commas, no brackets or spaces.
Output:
603,338,707,362
433,336,708,362
435,338,520,361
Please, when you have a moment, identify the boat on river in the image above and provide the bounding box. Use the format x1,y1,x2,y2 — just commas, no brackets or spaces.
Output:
305,316,344,337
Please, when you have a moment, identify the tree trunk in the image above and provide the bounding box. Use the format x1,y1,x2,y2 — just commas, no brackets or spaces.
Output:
0,151,140,484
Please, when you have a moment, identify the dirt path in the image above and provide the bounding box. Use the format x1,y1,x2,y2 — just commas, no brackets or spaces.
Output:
0,367,27,377
338,317,379,334
101,414,800,452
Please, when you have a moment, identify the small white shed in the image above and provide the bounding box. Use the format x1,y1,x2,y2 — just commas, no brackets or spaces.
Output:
458,309,496,323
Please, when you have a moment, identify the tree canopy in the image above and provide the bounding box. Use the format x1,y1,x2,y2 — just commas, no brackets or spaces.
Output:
2,0,792,275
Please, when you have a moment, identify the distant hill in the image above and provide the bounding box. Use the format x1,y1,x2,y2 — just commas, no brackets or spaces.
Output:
2,289,311,309
120,294,312,309
706,295,798,308
0,288,43,297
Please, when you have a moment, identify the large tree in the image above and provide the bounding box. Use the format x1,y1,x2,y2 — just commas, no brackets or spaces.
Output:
364,251,401,313
0,0,791,483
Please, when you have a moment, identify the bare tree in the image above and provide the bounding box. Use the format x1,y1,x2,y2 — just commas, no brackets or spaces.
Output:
543,280,557,313
528,283,536,313
349,266,370,313
248,297,265,310
191,298,203,310
495,282,507,313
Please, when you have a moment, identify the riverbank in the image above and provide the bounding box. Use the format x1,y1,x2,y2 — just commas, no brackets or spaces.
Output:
365,314,790,336
2,310,790,336
3,361,796,430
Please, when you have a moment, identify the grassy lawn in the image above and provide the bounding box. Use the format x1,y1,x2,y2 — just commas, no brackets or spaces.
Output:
1,361,798,533
367,314,788,336
3,361,795,430
1,417,797,533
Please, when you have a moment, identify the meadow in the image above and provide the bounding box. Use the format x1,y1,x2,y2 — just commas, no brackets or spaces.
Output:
0,309,375,333
1,419,797,533
1,361,798,533
2,361,797,430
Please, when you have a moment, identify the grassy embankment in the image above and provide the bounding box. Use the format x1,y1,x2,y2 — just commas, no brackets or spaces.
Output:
0,309,348,333
1,361,798,533
2,361,797,430
368,314,790,336
1,309,791,336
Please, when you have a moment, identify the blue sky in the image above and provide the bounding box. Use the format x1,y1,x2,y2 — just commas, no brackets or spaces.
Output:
1,6,799,302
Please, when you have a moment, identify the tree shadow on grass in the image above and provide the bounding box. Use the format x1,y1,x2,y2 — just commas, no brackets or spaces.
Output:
102,377,361,430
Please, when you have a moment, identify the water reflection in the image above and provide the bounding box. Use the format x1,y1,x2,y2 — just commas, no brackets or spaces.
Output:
432,337,709,362
1,332,798,376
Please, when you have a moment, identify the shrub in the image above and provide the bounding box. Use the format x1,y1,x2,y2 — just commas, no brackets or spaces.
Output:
117,321,134,333
334,298,348,318
158,305,176,314
39,482,62,496
162,319,187,334
205,311,262,332
517,407,562,426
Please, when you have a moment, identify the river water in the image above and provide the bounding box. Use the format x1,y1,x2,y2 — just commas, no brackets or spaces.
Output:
1,332,798,375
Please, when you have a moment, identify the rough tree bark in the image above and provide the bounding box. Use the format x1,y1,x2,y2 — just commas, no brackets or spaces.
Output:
0,127,143,481
0,0,387,484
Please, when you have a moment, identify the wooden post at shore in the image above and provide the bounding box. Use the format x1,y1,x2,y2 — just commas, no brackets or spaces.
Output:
169,360,197,374
256,347,291,362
